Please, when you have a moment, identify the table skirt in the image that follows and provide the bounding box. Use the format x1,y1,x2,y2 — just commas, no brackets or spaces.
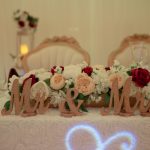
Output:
0,108,150,150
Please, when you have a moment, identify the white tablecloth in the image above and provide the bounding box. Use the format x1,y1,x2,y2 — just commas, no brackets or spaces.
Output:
0,95,150,150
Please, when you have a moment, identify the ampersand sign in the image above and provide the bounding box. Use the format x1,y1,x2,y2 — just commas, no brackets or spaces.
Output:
59,88,84,117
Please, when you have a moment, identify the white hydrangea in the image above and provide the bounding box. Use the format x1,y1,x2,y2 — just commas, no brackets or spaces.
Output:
77,61,88,69
19,68,48,84
89,93,102,103
92,64,106,72
129,82,139,97
50,90,66,106
91,68,109,94
109,60,128,74
142,83,150,100
34,68,48,75
8,75,19,91
128,61,150,71
65,78,74,89
107,60,129,90
36,72,51,81
63,65,81,79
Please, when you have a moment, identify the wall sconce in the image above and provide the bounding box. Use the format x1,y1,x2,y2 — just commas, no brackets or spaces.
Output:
20,44,29,56
14,31,34,76
16,31,34,56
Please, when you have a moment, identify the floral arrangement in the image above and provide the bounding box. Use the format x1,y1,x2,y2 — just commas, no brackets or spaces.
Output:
105,61,150,103
5,61,150,112
13,10,38,33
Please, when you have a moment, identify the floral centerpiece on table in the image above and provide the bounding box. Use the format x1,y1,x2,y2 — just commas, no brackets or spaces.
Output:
4,61,150,112
5,62,109,112
49,63,107,112
13,10,39,33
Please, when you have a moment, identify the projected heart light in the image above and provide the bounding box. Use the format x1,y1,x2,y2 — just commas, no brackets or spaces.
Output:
65,124,137,150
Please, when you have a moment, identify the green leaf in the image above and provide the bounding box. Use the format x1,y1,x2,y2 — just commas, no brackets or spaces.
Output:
27,15,38,24
44,79,50,86
80,104,88,112
8,91,11,96
65,99,88,112
127,70,131,76
34,18,38,22
74,99,78,104
14,17,20,21
4,101,10,111
77,93,88,101
65,102,70,110
105,93,110,105
69,82,74,88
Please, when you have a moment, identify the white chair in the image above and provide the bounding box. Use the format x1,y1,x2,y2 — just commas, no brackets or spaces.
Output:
22,36,90,72
107,34,150,67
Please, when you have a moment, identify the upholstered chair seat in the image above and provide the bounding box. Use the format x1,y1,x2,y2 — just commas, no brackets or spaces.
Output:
107,34,150,67
22,36,90,72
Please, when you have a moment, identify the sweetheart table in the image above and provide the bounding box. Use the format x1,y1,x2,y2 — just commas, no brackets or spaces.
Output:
0,93,150,150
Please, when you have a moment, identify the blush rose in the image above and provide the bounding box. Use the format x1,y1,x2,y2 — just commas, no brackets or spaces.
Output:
75,74,95,96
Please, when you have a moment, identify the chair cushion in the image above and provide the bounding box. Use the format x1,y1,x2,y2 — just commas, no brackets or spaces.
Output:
27,45,84,70
116,44,150,67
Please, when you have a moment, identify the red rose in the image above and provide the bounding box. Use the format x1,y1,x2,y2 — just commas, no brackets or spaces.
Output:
29,22,37,28
53,66,57,69
23,74,38,87
50,66,56,75
18,20,25,27
131,68,150,88
50,66,64,75
51,68,55,75
60,66,64,71
82,66,93,76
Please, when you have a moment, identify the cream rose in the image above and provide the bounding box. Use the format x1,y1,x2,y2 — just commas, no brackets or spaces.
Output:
109,73,126,89
36,72,51,81
50,74,65,90
75,74,95,96
30,81,50,99
63,65,81,79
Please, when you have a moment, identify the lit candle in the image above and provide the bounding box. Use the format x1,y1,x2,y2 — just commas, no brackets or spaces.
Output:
20,44,29,55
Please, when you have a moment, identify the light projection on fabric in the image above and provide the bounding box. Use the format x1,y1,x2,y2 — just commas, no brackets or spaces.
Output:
65,124,137,150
